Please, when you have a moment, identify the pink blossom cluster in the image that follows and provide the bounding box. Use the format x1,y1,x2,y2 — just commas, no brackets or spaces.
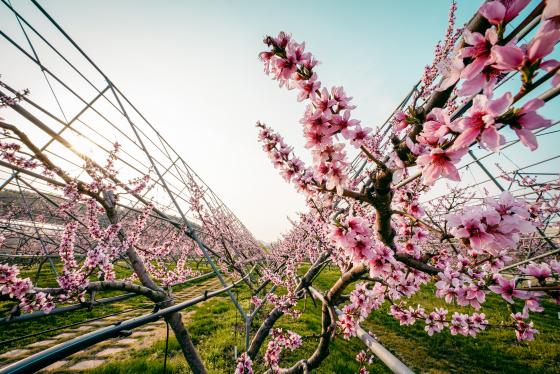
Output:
154,253,200,287
338,282,387,339
420,0,462,99
0,111,258,332
257,122,318,195
393,189,430,259
330,217,376,265
123,203,153,250
435,267,487,309
125,173,151,195
389,303,427,326
234,352,254,374
0,263,54,313
424,307,449,336
57,221,85,292
449,312,488,337
423,308,489,337
446,191,535,256
355,350,375,374
521,261,559,283
337,310,359,340
511,312,539,341
263,328,302,370
58,182,80,212
250,296,263,308
259,32,374,194
0,139,39,171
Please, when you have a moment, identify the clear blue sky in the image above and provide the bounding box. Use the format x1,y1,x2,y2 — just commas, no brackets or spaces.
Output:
1,1,557,241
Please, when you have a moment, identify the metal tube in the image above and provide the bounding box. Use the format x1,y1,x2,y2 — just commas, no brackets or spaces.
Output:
308,287,414,374
0,269,253,374
0,271,215,325
0,283,235,374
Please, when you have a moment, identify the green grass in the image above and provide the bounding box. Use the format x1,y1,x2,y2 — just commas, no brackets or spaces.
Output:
3,262,559,373
0,260,214,352
360,285,560,374
91,284,390,374
311,266,560,373
93,264,560,374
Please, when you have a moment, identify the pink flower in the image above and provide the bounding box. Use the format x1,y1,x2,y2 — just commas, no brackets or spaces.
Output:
524,295,545,314
347,217,370,236
407,202,425,218
550,259,560,274
450,312,469,336
312,87,336,113
492,22,560,81
416,147,467,185
421,108,452,141
271,40,309,82
450,92,512,151
250,296,263,308
520,262,551,282
479,0,530,25
460,28,499,81
540,59,560,87
459,64,503,96
0,263,19,284
337,311,359,339
464,283,486,310
447,208,495,251
331,86,355,111
484,191,530,218
504,98,552,150
272,54,298,81
466,312,488,336
543,0,560,20
527,22,560,63
489,276,529,303
435,268,462,303
295,73,320,101
491,44,525,71
348,234,374,262
335,110,361,138
235,352,253,374
390,304,425,326
304,128,331,149
369,255,393,278
341,217,375,263
355,351,368,364
424,308,449,336
393,111,409,132
348,125,372,148
512,313,539,341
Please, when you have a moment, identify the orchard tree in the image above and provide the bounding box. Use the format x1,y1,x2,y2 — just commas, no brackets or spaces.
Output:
240,0,560,372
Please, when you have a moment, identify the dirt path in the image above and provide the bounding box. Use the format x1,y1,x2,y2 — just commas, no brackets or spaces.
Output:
0,276,223,372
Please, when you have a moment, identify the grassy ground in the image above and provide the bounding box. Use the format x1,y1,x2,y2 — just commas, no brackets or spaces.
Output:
91,265,559,374
2,262,559,373
91,284,390,374
360,284,560,374
0,260,213,352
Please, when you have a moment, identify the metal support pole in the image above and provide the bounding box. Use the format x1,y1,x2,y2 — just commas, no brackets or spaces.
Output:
245,315,251,351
